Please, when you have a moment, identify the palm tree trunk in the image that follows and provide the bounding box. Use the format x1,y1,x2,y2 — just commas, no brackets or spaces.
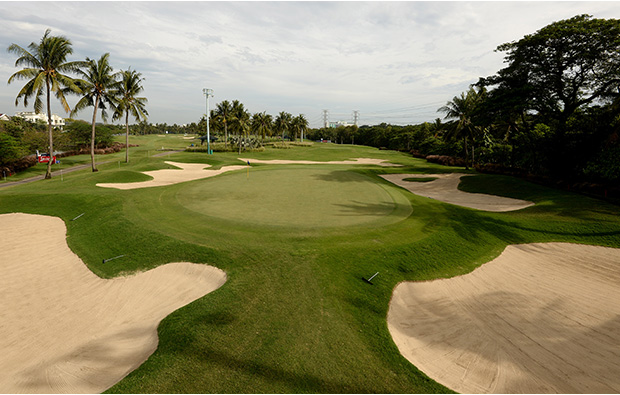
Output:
45,79,53,179
91,96,99,172
464,136,469,170
125,112,129,163
238,130,242,155
224,122,228,149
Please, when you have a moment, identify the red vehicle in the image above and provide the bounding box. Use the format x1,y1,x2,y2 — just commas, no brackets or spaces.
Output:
36,150,57,164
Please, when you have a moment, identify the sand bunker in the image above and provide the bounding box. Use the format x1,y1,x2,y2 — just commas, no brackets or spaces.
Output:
97,161,246,190
388,242,620,393
238,157,401,167
380,173,534,211
0,213,227,393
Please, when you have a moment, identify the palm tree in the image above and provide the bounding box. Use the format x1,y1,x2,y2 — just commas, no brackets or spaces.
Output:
7,29,85,179
274,111,293,141
251,112,273,143
231,100,250,154
112,68,148,163
291,114,309,143
213,100,233,149
438,87,485,169
71,53,120,172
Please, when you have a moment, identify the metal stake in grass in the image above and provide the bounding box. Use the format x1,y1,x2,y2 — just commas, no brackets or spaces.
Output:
71,213,85,221
362,272,379,285
103,254,125,264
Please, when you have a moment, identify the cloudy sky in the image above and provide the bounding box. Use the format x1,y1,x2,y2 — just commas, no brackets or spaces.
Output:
1,1,618,128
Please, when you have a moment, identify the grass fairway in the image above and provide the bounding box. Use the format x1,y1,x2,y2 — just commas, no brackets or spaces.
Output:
1,139,619,393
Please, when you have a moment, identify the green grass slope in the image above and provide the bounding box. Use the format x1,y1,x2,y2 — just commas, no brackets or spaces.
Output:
1,139,618,393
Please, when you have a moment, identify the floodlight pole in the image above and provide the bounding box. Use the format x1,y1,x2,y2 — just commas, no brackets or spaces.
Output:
203,88,214,154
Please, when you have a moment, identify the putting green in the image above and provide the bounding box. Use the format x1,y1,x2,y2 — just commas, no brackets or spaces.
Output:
175,167,412,228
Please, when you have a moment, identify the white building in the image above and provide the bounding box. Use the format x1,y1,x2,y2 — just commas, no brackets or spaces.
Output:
0,113,10,121
329,120,353,128
15,111,65,129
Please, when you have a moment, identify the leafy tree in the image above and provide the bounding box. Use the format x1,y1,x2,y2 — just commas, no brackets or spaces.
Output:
7,29,85,178
231,100,250,153
213,100,233,149
480,15,620,177
438,87,486,169
274,111,292,140
483,15,620,131
0,132,25,166
291,114,309,142
71,53,120,172
112,68,148,163
251,111,273,143
65,120,115,149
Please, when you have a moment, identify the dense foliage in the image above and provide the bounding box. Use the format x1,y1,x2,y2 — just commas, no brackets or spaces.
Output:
307,15,620,186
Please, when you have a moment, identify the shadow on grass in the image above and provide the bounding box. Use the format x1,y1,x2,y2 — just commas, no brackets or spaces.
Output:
192,310,237,327
333,200,397,217
311,170,372,183
163,343,376,393
435,202,620,245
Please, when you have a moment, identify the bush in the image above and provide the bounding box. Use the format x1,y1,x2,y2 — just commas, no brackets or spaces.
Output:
475,163,528,177
477,144,513,165
0,133,26,165
0,155,37,176
582,144,620,183
425,155,466,167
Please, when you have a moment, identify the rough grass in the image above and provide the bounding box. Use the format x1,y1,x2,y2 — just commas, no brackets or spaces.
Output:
0,140,619,393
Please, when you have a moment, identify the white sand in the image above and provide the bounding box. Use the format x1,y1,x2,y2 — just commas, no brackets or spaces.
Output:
97,161,246,190
388,242,620,393
0,213,226,393
238,157,401,167
380,173,534,211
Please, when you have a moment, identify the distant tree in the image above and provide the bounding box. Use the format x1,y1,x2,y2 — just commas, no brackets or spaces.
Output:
291,114,309,142
112,68,148,163
438,87,486,169
251,112,273,143
213,100,233,149
274,111,293,140
71,53,120,172
231,100,250,153
65,120,115,149
7,29,85,178
0,132,25,166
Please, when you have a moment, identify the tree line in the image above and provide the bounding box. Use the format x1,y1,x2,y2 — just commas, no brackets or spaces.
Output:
4,15,619,187
127,102,310,155
311,15,620,186
5,29,148,179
